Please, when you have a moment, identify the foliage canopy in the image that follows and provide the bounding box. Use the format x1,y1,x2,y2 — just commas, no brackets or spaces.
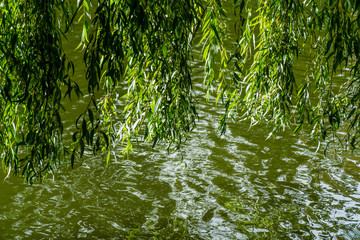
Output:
0,0,359,182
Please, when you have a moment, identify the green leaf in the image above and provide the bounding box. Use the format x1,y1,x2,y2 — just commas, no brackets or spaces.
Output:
211,22,221,42
162,44,167,57
88,109,94,125
106,150,111,164
83,0,89,12
81,24,87,42
80,139,85,158
293,122,303,134
100,131,109,148
82,119,87,137
76,114,83,129
72,131,79,143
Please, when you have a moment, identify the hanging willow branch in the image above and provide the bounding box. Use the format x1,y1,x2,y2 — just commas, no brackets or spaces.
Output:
0,0,359,182
64,0,84,34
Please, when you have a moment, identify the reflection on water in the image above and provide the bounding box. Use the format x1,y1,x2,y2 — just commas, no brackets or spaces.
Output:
2,4,360,240
1,80,360,238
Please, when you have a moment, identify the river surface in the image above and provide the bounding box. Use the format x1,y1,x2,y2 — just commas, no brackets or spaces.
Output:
1,2,360,239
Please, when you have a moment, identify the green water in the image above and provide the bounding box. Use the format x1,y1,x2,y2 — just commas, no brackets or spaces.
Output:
1,3,360,240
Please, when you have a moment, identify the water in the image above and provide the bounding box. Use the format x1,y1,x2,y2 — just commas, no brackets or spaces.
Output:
1,3,360,240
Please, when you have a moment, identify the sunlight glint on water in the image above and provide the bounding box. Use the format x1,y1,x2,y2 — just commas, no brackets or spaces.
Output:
1,2,360,239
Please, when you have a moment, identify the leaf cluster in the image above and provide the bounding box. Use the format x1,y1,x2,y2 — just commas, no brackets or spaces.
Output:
1,0,360,182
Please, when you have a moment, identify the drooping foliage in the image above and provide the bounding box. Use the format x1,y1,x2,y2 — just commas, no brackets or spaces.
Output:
0,0,359,182
0,0,76,182
226,0,360,152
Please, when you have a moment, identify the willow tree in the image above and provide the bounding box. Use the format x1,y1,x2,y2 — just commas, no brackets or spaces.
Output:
0,0,359,182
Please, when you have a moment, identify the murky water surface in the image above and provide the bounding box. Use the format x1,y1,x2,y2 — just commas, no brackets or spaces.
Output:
1,3,360,239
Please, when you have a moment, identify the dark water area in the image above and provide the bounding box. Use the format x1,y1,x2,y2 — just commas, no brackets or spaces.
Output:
1,1,360,239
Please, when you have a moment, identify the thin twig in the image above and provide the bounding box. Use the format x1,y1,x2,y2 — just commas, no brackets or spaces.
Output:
190,3,208,44
65,0,84,34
